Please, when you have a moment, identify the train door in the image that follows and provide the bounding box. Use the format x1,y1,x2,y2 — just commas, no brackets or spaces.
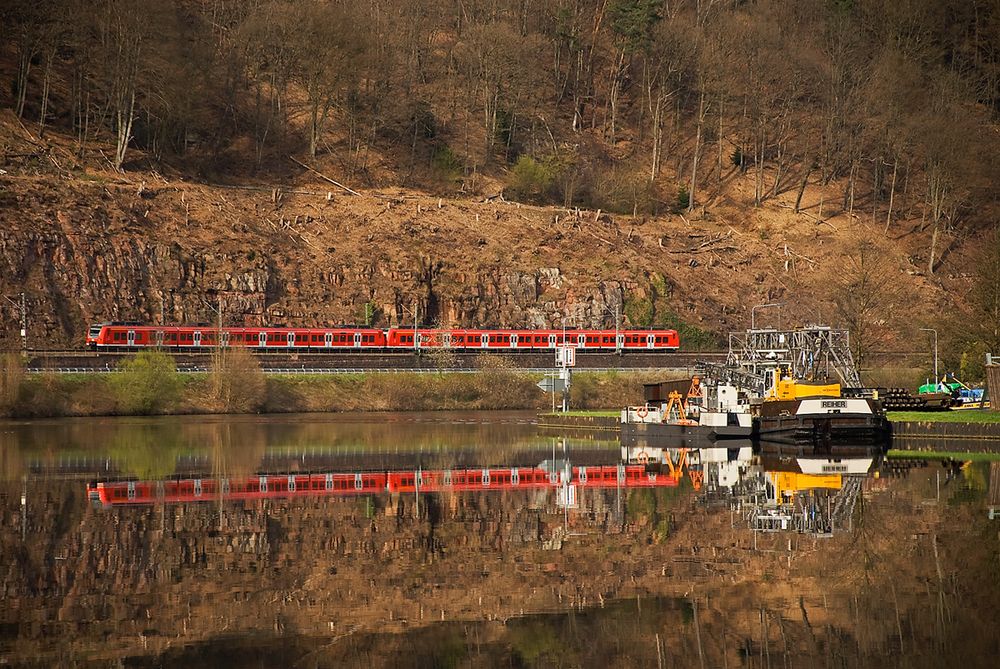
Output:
287,332,295,348
548,334,557,348
127,481,136,500
615,332,624,353
258,332,267,348
511,468,520,486
481,333,488,349
509,333,518,348
194,479,202,497
154,330,164,347
325,474,334,491
579,467,588,484
258,476,267,493
353,332,362,348
324,332,333,348
126,330,136,347
481,469,491,486
647,333,655,349
443,333,452,348
193,331,201,348
221,331,230,347
577,333,586,348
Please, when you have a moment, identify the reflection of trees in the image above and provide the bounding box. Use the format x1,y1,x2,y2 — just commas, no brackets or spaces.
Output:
106,424,187,479
5,413,621,483
0,430,23,481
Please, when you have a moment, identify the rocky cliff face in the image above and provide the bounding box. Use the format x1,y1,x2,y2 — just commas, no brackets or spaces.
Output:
0,176,661,346
0,120,971,349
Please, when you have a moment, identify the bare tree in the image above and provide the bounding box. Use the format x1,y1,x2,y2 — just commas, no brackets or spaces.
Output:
833,242,902,370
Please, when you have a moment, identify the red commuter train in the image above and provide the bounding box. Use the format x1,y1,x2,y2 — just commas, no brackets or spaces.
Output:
86,323,680,351
87,465,679,507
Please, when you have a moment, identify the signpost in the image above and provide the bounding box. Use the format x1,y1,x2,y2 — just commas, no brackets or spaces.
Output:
536,377,568,393
538,343,577,412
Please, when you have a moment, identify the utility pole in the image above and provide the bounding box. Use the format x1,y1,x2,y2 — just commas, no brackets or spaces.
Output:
751,302,783,330
615,303,621,354
920,328,938,384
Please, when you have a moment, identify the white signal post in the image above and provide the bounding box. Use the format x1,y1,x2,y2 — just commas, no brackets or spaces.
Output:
556,344,575,412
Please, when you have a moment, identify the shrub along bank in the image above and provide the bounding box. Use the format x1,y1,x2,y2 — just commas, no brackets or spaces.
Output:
2,352,665,418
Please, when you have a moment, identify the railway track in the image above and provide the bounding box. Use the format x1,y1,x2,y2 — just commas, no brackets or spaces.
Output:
25,349,724,372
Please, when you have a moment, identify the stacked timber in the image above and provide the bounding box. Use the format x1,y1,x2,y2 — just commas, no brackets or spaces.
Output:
875,387,954,411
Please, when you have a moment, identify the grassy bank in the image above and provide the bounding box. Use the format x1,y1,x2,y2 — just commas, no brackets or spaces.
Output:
2,369,664,419
888,411,1000,424
887,449,1000,462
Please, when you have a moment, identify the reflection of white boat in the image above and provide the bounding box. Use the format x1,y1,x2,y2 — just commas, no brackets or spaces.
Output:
795,457,875,476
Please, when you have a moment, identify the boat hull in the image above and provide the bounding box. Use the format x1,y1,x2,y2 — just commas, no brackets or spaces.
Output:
754,398,890,446
621,420,752,443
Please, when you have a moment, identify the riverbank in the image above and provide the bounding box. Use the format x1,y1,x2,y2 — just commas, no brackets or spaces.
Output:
536,409,1000,447
1,370,669,419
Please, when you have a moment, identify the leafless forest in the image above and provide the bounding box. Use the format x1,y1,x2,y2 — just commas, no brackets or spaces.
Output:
5,1,998,244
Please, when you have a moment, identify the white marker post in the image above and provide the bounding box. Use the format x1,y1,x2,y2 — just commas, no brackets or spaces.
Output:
556,345,576,412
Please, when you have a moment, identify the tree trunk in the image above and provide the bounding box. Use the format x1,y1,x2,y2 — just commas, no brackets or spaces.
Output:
38,49,54,135
884,159,898,235
689,88,706,212
794,161,814,213
115,88,136,171
309,102,319,157
15,48,34,119
607,48,626,143
717,94,724,184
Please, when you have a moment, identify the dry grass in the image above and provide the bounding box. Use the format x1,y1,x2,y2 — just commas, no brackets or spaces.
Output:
4,369,664,418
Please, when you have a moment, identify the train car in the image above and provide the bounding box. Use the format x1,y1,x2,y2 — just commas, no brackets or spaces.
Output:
88,472,389,507
88,465,679,508
383,328,680,351
91,324,388,350
386,467,558,493
88,323,679,351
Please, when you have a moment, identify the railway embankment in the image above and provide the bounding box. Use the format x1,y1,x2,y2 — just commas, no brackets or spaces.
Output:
0,368,664,419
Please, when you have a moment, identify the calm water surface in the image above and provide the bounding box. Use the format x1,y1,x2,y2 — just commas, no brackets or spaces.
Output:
1,411,998,668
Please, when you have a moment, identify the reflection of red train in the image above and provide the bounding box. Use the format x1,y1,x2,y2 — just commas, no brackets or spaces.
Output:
87,466,678,507
86,323,680,351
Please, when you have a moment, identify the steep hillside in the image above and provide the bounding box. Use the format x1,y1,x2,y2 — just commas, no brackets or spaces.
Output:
0,110,977,353
3,0,999,360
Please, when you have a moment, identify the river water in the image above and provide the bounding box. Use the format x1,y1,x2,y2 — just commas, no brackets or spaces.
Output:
1,411,998,667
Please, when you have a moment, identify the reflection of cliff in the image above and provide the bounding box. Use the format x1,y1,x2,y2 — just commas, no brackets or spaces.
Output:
1,465,997,668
